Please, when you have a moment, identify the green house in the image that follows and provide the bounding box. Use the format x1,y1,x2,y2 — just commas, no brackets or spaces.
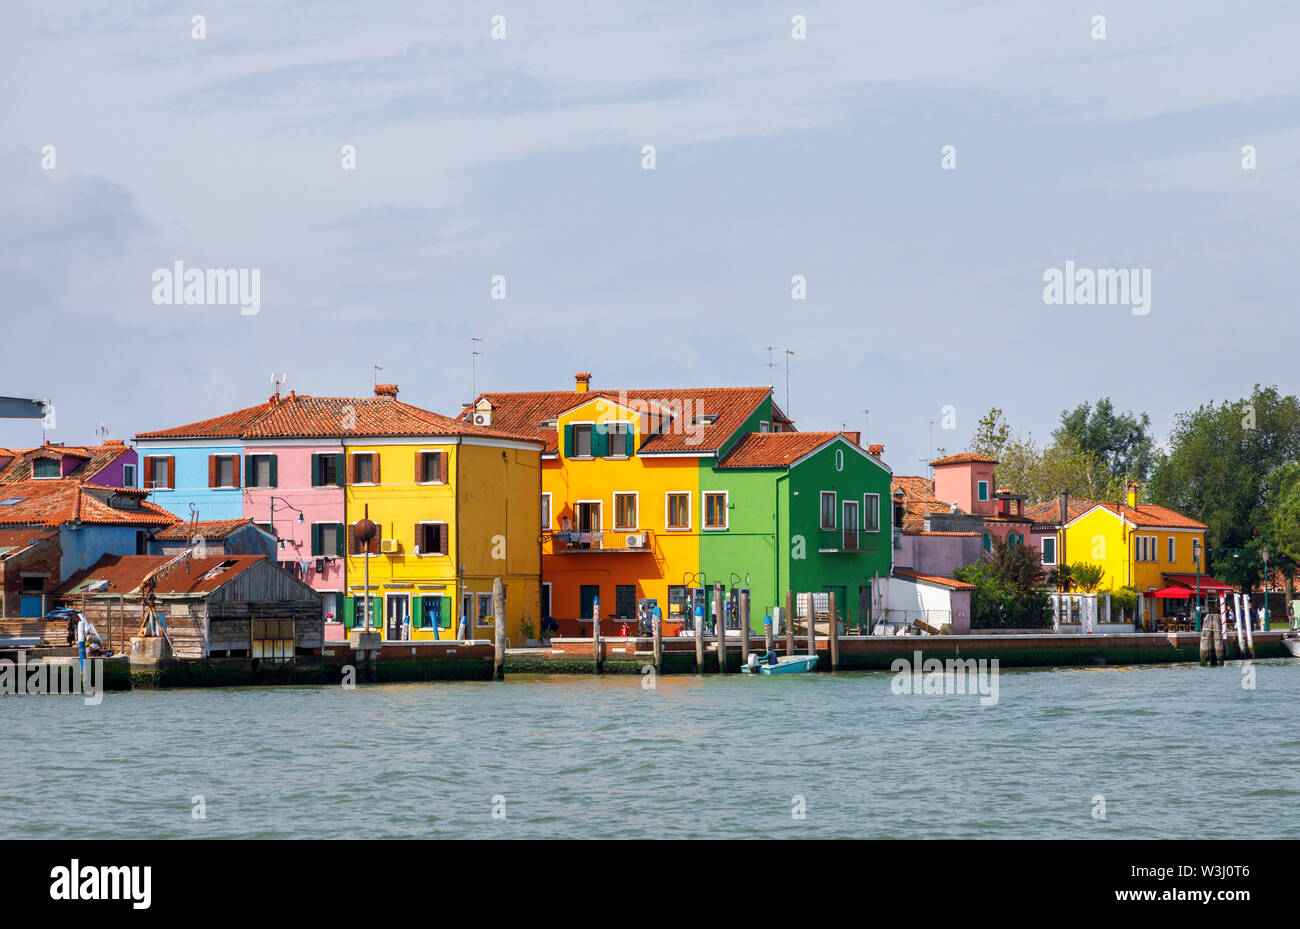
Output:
700,431,894,632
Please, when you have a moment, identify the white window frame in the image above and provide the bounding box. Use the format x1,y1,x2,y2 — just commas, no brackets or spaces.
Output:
569,421,595,459
541,492,552,530
1167,536,1176,563
476,591,495,628
604,422,631,459
820,491,837,530
32,457,61,480
842,499,859,549
863,493,880,532
1042,536,1057,566
214,454,239,489
415,521,447,557
122,463,136,489
977,480,989,502
702,490,728,531
665,491,691,531
759,421,770,433
613,491,639,531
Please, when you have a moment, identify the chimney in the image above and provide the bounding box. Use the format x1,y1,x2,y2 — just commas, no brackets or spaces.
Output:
1126,480,1139,508
574,372,592,393
842,431,861,445
374,384,399,399
868,443,884,457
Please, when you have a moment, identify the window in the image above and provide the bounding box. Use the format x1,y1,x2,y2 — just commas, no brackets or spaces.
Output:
666,492,690,530
418,451,445,483
351,452,377,484
614,493,638,530
977,481,989,502
208,454,239,488
606,422,630,457
312,453,343,487
416,522,448,556
145,456,173,489
863,493,880,532
122,464,136,488
33,458,59,478
541,493,552,529
1168,537,1176,563
477,592,497,627
245,454,276,488
982,532,992,552
1042,536,1057,565
348,523,380,555
1007,531,1023,546
820,492,837,530
703,491,728,530
311,523,344,557
572,424,593,458
759,421,770,433
252,619,294,662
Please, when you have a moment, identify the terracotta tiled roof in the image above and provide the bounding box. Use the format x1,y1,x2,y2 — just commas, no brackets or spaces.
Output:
892,569,976,590
0,527,58,556
892,475,962,532
470,385,774,455
154,518,263,541
0,481,176,528
717,431,865,469
930,452,998,466
56,554,267,597
1024,497,1100,525
0,441,133,485
1099,502,1207,530
135,393,540,444
908,530,982,537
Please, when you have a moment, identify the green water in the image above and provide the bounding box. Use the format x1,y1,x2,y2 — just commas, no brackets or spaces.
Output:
3,660,1297,838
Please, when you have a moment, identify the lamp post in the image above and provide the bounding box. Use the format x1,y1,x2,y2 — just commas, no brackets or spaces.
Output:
1261,547,1270,631
268,496,305,550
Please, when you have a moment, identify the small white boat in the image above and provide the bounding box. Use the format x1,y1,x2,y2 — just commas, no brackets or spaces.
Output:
1282,634,1300,658
742,654,819,675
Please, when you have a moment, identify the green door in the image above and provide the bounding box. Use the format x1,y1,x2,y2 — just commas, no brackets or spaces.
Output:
580,585,600,619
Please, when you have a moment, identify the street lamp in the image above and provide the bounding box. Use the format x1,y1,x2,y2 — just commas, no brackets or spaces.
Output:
269,496,305,549
1261,547,1270,631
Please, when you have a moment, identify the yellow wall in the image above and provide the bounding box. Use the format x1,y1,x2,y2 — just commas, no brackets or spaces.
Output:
544,397,702,623
344,438,541,644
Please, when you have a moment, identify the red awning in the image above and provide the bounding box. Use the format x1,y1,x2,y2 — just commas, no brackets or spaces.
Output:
1162,574,1235,593
1151,587,1192,599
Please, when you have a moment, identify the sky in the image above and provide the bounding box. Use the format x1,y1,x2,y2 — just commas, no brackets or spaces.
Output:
2,1,1298,481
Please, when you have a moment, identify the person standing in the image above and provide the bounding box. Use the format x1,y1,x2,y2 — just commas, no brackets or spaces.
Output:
76,612,89,672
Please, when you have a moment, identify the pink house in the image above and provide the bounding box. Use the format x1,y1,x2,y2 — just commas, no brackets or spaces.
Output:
930,453,1034,551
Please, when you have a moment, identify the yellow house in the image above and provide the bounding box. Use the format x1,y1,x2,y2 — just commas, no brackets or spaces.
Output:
342,385,544,645
1051,482,1210,624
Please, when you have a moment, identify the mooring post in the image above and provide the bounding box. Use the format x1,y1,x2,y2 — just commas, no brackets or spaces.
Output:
807,593,817,658
694,600,705,672
493,577,506,680
1211,611,1224,664
652,607,663,674
1243,594,1256,660
713,583,725,672
829,591,839,672
739,590,751,669
764,613,774,654
593,596,603,674
785,590,795,656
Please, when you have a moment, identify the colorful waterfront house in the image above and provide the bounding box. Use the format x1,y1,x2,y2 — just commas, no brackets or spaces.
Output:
468,372,887,635
930,453,1035,552
1025,482,1213,628
340,385,544,645
0,439,138,488
709,430,894,631
137,385,544,643
0,479,177,616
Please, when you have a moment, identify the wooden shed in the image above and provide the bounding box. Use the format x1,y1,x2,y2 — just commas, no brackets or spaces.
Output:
55,554,324,660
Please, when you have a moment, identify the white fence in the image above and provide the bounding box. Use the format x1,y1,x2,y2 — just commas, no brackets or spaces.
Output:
1049,593,1141,633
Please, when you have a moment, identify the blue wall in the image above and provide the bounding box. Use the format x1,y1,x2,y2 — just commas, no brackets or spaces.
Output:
135,442,245,521
59,524,144,581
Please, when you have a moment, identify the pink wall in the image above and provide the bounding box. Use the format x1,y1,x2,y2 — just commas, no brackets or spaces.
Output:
895,532,985,576
241,443,346,600
933,462,997,516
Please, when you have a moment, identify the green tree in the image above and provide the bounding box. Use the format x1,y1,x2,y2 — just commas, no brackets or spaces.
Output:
1055,398,1155,484
1266,463,1300,602
971,407,1012,458
1069,562,1106,593
1147,385,1300,592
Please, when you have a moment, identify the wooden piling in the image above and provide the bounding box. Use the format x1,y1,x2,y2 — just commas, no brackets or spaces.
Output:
1211,613,1224,664
739,590,751,669
713,583,725,673
492,577,506,680
694,599,705,672
764,612,774,655
652,609,663,673
785,590,795,656
807,594,817,658
829,591,839,672
593,605,603,674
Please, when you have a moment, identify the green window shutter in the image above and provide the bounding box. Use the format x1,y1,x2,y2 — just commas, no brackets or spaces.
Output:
334,453,345,486
440,596,453,629
344,596,356,629
334,592,344,624
311,454,321,487
269,455,278,488
563,424,574,458
593,424,608,458
413,596,424,629
625,429,634,457
310,524,321,557
334,523,345,556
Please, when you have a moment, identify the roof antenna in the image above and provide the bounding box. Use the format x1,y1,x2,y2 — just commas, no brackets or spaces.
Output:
372,364,383,390
271,373,286,399
95,421,109,442
472,337,484,400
